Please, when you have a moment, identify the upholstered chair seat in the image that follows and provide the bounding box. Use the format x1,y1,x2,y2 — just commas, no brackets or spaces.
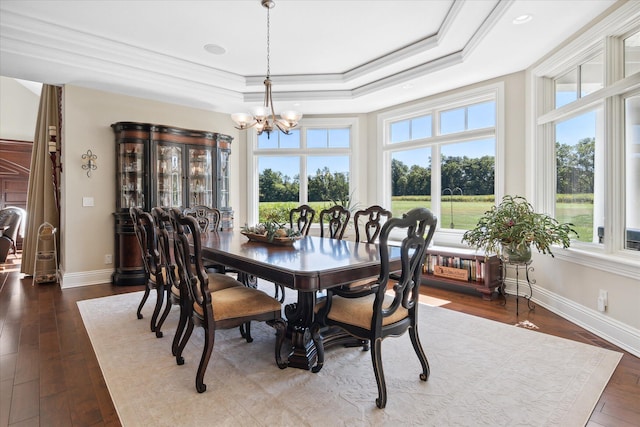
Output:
192,286,282,320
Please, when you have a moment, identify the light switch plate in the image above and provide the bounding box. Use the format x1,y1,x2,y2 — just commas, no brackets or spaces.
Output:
83,197,94,207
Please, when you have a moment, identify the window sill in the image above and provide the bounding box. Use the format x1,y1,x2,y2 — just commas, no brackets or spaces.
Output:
552,246,640,280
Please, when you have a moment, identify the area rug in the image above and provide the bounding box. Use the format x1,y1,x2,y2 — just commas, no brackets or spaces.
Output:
78,288,621,427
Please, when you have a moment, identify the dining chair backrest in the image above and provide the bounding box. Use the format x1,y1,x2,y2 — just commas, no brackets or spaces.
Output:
130,206,159,282
289,204,316,236
353,205,393,243
183,205,221,234
170,208,207,308
319,205,350,240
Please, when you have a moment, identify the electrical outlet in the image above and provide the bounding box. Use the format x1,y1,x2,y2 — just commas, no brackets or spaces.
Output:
597,289,608,312
104,254,113,264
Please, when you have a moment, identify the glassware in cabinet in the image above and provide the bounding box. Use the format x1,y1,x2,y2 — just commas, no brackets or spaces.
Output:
118,142,144,209
156,144,183,208
188,147,213,206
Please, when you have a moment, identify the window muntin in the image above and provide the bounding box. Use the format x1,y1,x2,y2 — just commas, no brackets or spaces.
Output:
555,111,598,243
555,69,579,108
554,55,604,109
625,94,640,251
390,114,432,143
307,128,350,148
624,30,640,77
581,54,604,97
257,129,300,149
440,101,496,135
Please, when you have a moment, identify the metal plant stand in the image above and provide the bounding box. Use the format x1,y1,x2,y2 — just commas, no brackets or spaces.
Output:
500,260,535,315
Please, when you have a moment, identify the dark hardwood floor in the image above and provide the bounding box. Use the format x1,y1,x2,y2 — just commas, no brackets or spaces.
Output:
1,254,638,426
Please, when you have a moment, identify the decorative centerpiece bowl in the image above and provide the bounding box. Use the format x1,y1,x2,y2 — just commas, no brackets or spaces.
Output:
241,221,302,246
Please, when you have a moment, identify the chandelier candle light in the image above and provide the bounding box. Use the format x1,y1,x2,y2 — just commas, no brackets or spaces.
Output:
231,0,302,137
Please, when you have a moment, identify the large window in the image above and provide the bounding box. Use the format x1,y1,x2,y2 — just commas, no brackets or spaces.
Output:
380,84,502,240
252,119,355,224
533,13,639,273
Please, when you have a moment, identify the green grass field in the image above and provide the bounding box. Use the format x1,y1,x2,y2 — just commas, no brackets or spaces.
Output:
259,195,593,242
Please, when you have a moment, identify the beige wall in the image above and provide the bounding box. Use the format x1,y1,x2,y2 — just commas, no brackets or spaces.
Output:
60,85,241,279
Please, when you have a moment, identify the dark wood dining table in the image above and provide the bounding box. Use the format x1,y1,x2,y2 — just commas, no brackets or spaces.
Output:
199,230,402,370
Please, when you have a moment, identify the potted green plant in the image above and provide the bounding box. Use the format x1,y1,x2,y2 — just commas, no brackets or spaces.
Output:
461,195,578,263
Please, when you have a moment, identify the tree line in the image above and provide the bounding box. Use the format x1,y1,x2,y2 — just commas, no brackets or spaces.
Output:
259,139,594,202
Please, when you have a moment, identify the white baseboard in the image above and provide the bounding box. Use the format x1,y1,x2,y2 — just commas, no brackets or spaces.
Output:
61,268,112,289
503,279,640,358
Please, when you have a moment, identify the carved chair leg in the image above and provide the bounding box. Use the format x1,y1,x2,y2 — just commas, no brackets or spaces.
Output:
409,324,430,381
274,283,286,303
310,324,325,373
371,337,387,409
150,285,165,334
136,286,151,320
239,322,253,343
155,288,173,339
172,303,188,356
175,319,194,366
196,326,215,393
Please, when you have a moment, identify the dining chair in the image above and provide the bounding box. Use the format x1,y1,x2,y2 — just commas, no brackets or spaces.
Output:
353,205,393,244
270,204,318,303
343,205,394,294
311,207,437,408
169,208,288,393
289,204,315,236
152,207,245,345
130,206,167,335
183,205,221,233
319,205,350,240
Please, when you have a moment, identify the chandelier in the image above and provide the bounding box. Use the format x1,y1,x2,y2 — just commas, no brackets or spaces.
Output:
231,0,302,137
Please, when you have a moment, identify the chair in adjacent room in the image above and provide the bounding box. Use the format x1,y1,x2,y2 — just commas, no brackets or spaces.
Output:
319,204,350,240
169,208,287,393
311,207,437,408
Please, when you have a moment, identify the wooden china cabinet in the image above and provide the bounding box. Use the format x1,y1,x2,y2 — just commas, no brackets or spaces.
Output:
111,121,233,285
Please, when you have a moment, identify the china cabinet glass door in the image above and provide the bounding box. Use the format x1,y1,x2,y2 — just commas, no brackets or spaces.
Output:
218,148,230,209
118,142,144,209
188,147,213,207
157,144,183,208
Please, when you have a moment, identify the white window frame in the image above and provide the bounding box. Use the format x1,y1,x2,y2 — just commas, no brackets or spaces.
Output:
529,2,640,279
376,82,505,247
246,117,359,226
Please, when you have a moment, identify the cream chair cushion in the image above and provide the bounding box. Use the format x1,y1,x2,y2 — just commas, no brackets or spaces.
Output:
193,287,282,320
319,292,408,330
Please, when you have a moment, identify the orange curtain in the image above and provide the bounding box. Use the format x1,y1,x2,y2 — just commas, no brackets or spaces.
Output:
20,85,61,276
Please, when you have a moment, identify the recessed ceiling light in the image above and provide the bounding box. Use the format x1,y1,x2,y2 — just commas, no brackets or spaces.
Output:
204,44,226,55
513,14,533,25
